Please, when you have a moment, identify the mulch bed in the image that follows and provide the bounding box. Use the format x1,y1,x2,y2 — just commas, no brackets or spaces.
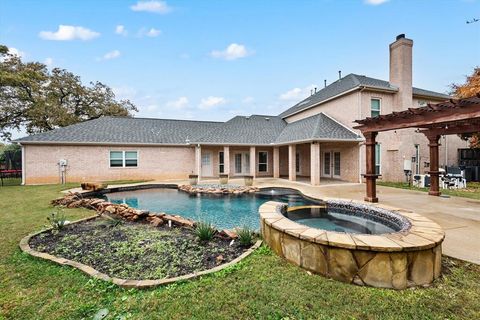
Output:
29,217,251,280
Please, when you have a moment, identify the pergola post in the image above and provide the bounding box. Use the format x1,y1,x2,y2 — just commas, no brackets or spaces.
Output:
426,133,441,196
363,131,379,202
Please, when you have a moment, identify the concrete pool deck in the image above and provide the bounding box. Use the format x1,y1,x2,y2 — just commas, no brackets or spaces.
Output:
69,178,480,264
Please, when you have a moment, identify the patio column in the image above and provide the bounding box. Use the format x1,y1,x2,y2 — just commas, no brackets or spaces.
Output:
288,144,296,181
363,132,378,202
426,133,441,196
195,145,202,179
310,142,321,185
250,146,256,178
273,147,280,178
223,146,230,176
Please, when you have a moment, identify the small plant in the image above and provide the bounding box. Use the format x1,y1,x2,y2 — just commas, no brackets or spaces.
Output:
194,221,216,242
46,209,67,232
237,225,254,247
104,216,123,228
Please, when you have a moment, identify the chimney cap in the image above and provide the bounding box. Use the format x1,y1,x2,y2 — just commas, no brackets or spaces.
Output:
396,34,406,40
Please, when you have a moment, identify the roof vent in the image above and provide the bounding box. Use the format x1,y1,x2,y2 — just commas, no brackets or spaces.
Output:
265,117,270,121
396,33,405,40
245,116,250,119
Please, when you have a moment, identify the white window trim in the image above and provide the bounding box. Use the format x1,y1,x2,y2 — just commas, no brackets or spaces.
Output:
371,98,381,117
375,143,381,175
258,151,268,172
109,150,139,168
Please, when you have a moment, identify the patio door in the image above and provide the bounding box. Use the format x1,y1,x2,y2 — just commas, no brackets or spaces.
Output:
322,151,341,179
201,151,213,177
234,153,250,175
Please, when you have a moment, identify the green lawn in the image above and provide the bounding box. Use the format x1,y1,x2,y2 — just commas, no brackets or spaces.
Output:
1,183,480,319
378,181,480,200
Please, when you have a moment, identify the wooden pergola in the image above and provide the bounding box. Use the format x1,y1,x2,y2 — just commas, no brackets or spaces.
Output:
354,95,480,202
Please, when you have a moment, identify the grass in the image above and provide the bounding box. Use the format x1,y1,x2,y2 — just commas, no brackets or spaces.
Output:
378,181,480,200
0,182,479,319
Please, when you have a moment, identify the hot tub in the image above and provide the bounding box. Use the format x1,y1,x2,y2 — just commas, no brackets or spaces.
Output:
259,199,444,289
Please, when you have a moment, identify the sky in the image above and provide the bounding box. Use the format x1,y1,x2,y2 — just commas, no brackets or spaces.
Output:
1,0,479,139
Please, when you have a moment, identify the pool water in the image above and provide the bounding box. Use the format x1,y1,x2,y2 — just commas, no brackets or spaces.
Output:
104,188,316,230
284,207,397,234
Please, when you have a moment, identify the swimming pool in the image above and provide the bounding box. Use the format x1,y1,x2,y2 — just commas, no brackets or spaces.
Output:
104,187,317,230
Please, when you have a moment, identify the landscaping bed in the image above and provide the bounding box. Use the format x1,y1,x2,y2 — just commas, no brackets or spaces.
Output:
28,217,251,280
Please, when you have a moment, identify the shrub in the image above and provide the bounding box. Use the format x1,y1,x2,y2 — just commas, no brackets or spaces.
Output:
46,209,67,232
195,221,216,242
237,226,254,247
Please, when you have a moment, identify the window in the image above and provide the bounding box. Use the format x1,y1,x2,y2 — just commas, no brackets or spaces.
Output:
258,151,268,172
110,151,138,168
219,151,224,174
371,99,381,117
418,100,427,107
375,144,381,175
334,152,341,176
296,152,300,174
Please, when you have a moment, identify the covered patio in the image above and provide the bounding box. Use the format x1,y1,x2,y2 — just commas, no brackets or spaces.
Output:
354,95,480,202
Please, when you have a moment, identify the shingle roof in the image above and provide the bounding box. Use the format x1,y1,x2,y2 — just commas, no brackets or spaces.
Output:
194,115,287,145
275,113,360,144
15,113,361,146
278,73,450,118
412,87,451,100
15,117,223,144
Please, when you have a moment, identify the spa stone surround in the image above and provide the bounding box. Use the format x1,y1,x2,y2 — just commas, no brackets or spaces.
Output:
260,200,445,289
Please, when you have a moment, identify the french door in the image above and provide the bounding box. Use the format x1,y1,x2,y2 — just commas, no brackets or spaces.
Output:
201,151,213,177
322,151,341,179
234,153,250,175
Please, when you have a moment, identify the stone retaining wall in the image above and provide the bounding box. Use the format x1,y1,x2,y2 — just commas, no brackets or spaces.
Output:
260,201,445,289
179,185,259,195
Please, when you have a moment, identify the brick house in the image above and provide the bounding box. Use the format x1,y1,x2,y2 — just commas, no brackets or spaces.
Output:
15,35,467,185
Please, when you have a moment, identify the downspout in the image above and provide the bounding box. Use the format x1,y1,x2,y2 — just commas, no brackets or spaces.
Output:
20,143,26,185
357,86,366,183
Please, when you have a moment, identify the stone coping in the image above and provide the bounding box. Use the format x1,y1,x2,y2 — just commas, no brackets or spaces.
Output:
19,216,262,289
260,200,444,252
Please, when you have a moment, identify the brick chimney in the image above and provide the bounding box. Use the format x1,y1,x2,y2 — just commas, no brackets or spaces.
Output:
390,34,413,111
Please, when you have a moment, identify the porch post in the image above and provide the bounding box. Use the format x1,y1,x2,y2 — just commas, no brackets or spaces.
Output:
363,132,378,202
310,142,321,185
250,146,256,178
195,145,202,179
426,133,441,196
273,147,280,178
223,146,230,176
288,144,296,181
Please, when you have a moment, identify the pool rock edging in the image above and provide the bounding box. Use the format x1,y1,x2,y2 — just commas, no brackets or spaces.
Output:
179,184,260,195
19,216,262,289
260,200,445,289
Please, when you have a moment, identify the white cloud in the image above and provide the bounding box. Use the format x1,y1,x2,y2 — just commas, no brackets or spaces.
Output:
102,50,121,60
44,57,53,67
146,28,161,37
279,84,318,101
364,0,389,5
210,43,253,61
199,96,227,110
166,97,189,109
130,1,172,14
115,25,128,36
8,47,25,58
39,25,100,41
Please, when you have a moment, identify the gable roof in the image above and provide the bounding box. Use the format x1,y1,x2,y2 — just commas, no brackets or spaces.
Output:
194,115,287,145
275,113,360,144
14,117,223,145
278,73,451,118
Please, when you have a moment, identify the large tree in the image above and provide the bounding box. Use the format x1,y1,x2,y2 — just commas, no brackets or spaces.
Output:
450,67,480,148
0,45,137,140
